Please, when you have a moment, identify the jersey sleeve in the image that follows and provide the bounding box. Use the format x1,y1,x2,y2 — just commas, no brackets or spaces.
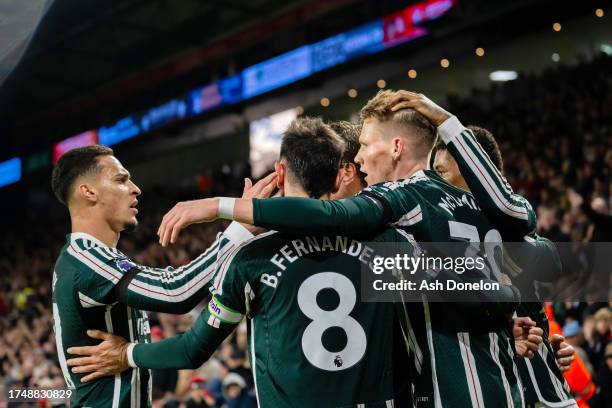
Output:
74,222,253,314
130,244,251,369
130,307,236,369
251,182,422,235
437,116,537,236
519,235,562,282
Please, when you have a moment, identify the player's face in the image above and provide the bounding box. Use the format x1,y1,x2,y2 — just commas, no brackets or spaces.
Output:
432,149,469,191
94,155,141,232
355,118,395,185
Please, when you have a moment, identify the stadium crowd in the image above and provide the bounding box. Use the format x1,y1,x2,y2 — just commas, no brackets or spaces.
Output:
1,54,611,406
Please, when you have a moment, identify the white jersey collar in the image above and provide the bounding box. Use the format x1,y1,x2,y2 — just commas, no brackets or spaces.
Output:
68,232,113,249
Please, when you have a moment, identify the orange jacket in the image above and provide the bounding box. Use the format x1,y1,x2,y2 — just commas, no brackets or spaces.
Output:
545,305,595,406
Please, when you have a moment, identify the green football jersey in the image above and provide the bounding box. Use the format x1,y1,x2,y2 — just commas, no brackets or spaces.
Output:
507,237,575,407
252,170,526,407
132,229,413,408
53,224,251,407
53,234,152,408
437,115,537,237
438,117,575,407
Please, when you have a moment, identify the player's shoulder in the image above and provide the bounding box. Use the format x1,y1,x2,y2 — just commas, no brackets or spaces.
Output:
64,233,133,277
362,170,431,195
224,230,281,267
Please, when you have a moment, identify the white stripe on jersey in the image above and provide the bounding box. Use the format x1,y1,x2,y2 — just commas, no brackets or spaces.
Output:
67,244,121,283
125,261,218,302
462,129,513,194
397,300,423,374
525,356,577,407
394,223,422,371
508,341,525,408
250,318,261,407
457,332,485,408
69,232,109,249
393,204,423,227
213,231,277,295
72,239,218,304
105,236,223,283
422,297,442,408
89,240,217,284
537,343,575,406
127,307,139,408
105,306,121,408
489,333,514,408
454,133,528,220
52,303,76,389
78,291,107,308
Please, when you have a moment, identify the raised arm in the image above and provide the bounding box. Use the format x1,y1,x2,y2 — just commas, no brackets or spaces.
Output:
437,117,536,235
390,91,536,236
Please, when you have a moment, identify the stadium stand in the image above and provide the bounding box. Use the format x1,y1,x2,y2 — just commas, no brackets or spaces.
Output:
1,53,610,406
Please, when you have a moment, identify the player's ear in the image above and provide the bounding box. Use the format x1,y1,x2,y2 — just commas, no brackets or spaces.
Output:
274,161,285,189
333,166,345,193
392,137,405,160
342,163,356,186
77,182,98,204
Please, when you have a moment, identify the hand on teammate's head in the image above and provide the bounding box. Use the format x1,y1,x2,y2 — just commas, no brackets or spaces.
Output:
389,90,452,127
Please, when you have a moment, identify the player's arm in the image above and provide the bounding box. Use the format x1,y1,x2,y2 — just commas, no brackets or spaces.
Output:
66,248,251,380
253,192,394,234
77,174,277,313
75,222,252,314
66,301,238,381
128,245,251,369
524,235,562,282
438,117,536,235
390,91,536,235
158,193,399,246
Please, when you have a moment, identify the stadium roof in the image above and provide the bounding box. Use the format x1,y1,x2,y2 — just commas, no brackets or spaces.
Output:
0,0,376,146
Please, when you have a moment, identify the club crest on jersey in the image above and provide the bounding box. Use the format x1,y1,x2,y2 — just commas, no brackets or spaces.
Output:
115,258,136,272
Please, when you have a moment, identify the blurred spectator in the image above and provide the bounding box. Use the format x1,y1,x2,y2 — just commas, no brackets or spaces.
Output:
222,373,257,408
584,308,612,373
589,343,612,407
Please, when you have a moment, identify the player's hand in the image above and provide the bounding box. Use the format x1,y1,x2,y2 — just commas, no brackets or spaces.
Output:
513,317,543,359
549,333,575,372
66,330,130,383
389,91,452,127
157,198,219,246
241,172,278,200
240,173,277,235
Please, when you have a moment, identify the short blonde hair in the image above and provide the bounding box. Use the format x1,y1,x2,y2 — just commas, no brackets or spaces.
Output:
360,90,436,157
